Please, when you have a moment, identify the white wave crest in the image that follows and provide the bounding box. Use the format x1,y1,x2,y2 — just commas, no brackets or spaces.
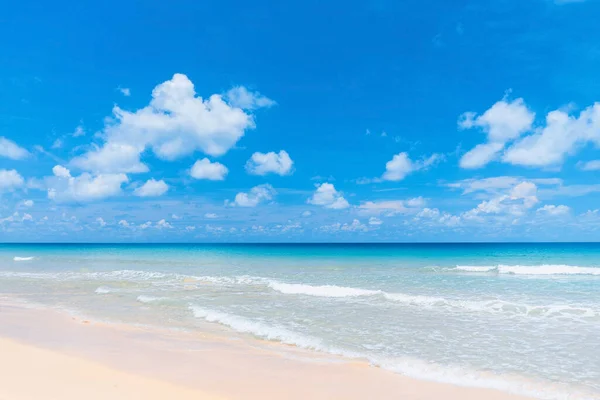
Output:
190,305,326,350
267,281,380,297
13,256,34,261
454,265,600,276
136,295,167,304
94,286,114,294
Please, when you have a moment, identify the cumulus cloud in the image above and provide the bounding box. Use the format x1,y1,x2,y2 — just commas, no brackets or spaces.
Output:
382,152,441,181
245,150,294,176
0,169,25,192
71,74,272,174
204,213,218,219
458,97,534,168
134,179,169,197
227,184,276,207
0,137,29,160
46,165,128,202
21,199,34,207
307,183,349,209
190,158,228,180
96,217,107,227
537,204,570,216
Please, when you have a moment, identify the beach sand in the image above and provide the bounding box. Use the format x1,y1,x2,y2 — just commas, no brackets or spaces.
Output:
0,301,532,400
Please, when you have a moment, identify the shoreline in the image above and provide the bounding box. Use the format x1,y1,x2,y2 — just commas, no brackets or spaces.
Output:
0,299,535,400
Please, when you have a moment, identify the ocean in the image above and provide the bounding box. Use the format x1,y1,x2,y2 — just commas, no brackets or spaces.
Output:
0,243,599,399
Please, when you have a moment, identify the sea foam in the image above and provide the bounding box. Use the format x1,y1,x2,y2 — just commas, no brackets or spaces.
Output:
454,265,600,276
265,279,599,320
188,305,587,400
13,256,34,261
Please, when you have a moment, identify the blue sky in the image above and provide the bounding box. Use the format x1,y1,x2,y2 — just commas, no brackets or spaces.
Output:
1,0,600,242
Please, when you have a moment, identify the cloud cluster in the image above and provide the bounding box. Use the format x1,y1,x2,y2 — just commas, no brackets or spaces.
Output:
71,74,272,175
459,96,600,169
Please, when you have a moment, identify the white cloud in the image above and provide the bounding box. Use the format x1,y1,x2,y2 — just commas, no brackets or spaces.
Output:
307,183,349,209
139,221,152,229
185,226,196,231
204,213,218,219
459,142,505,169
0,212,33,224
190,158,228,181
96,217,107,227
0,169,25,192
21,199,34,207
46,165,128,202
417,208,440,218
225,86,276,110
228,184,276,207
458,97,535,168
0,137,29,160
118,220,130,228
460,98,600,169
71,143,149,174
368,217,383,225
156,219,173,229
52,139,63,149
118,87,131,97
503,104,600,167
72,125,85,137
578,160,600,171
321,219,368,232
134,179,169,197
537,204,570,216
463,181,539,220
301,211,312,217
447,176,561,196
71,74,271,174
358,197,425,216
382,152,441,181
245,150,294,176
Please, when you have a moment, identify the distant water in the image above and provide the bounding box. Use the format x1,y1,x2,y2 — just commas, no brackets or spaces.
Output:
1,243,599,399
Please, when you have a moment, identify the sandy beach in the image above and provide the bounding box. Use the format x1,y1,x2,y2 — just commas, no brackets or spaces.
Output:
0,301,533,400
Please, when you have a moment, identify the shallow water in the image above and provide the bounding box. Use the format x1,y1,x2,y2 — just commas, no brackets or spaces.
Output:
1,243,599,399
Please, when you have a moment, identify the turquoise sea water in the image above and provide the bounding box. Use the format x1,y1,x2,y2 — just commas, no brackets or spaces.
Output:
1,243,599,399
